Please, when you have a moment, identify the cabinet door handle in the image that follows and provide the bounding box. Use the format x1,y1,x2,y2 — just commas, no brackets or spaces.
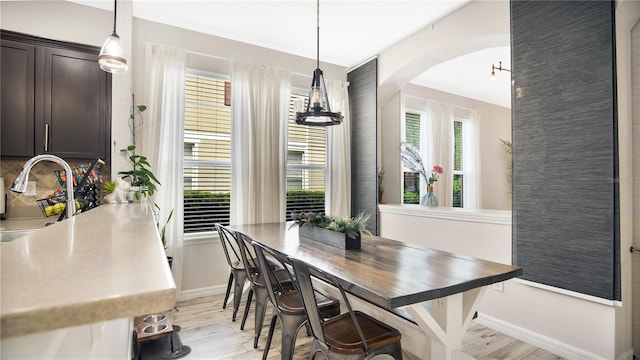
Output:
44,123,49,152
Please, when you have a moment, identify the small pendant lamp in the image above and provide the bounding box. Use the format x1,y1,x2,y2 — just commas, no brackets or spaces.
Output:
294,0,343,127
99,0,128,74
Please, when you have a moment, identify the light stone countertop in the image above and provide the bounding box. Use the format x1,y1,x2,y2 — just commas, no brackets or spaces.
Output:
0,203,176,339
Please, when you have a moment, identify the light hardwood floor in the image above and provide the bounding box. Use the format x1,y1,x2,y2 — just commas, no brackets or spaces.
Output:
168,294,564,360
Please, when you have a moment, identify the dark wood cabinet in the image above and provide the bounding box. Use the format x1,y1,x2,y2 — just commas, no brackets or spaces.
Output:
1,30,111,161
1,39,35,157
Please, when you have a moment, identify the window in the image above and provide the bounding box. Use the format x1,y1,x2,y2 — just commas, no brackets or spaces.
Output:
402,109,473,208
453,120,463,207
286,92,326,219
403,111,422,204
183,72,231,233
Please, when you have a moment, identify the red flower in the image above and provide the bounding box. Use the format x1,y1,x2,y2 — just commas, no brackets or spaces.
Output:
427,165,443,186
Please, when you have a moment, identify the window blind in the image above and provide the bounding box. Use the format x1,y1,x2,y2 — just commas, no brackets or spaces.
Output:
183,74,231,233
286,92,326,219
403,112,421,204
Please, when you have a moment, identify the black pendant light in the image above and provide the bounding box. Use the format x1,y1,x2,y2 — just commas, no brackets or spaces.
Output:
99,0,128,74
295,0,343,127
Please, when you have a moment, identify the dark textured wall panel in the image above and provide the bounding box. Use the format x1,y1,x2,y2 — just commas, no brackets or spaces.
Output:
511,1,619,300
348,59,378,235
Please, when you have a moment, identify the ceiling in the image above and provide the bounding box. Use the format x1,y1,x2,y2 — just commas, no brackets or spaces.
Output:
69,0,511,108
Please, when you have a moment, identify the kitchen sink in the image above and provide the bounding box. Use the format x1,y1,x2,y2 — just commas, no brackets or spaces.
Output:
0,229,39,243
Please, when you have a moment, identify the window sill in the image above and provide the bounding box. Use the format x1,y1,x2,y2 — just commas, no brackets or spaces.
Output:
378,204,511,225
184,231,219,246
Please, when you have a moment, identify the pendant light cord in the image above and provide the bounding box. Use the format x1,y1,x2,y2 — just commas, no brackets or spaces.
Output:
316,0,320,70
112,0,118,34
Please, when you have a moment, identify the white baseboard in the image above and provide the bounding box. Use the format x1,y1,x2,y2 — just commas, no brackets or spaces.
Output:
177,285,226,302
476,313,606,360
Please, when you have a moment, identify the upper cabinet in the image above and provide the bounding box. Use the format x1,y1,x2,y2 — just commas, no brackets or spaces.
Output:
0,30,111,161
1,39,35,157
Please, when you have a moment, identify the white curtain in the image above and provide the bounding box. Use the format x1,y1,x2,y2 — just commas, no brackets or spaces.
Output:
426,99,454,206
141,42,186,292
230,61,291,225
325,79,351,218
464,109,481,208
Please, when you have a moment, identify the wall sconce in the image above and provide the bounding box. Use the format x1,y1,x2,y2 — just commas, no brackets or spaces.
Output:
490,61,510,80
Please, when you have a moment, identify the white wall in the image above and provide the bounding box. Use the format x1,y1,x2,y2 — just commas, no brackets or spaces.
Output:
399,84,512,210
377,1,510,107
377,0,512,211
379,205,621,359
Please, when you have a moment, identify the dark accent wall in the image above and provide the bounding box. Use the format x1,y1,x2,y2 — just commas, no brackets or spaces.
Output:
511,1,620,300
348,58,378,235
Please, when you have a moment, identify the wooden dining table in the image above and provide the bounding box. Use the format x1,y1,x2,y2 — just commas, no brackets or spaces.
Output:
231,222,523,360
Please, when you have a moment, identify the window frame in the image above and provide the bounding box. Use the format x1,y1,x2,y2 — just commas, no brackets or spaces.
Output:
285,86,327,219
401,109,427,204
401,108,475,208
183,69,232,239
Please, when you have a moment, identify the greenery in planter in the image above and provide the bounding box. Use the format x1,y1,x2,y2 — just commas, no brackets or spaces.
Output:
118,97,159,199
290,211,373,239
118,145,160,198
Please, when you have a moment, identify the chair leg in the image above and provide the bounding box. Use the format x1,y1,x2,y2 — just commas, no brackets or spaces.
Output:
253,289,270,348
262,314,278,360
363,341,403,360
223,273,233,309
232,271,247,321
279,314,306,360
241,288,253,330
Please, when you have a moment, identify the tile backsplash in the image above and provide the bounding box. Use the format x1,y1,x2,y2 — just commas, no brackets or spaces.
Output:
1,159,110,218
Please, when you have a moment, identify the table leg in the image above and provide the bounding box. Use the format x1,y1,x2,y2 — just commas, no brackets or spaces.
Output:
404,287,485,360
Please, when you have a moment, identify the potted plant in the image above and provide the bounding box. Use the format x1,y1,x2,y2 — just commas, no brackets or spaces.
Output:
118,145,160,200
290,211,372,250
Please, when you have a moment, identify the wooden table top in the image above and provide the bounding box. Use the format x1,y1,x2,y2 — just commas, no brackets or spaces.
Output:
231,222,523,309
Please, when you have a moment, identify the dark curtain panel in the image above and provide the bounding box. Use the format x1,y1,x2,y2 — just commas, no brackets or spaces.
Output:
348,59,378,235
511,1,620,300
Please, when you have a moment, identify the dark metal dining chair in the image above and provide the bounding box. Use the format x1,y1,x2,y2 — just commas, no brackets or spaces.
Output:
235,231,294,349
215,223,249,321
253,241,341,360
290,257,404,360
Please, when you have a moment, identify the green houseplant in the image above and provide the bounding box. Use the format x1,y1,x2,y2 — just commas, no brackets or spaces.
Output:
118,100,160,200
118,145,160,199
290,211,372,250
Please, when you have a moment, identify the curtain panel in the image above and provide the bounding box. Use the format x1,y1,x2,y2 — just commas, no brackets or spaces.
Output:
230,61,291,225
325,79,351,218
426,100,454,206
465,109,481,208
141,42,186,292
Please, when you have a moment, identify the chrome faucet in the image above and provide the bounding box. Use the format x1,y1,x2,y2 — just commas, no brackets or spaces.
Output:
11,154,76,219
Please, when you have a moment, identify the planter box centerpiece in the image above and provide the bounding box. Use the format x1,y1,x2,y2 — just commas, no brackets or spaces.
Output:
290,212,372,250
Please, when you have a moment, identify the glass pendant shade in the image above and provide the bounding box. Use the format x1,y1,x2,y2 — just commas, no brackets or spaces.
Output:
295,0,342,127
99,0,127,74
99,32,128,73
295,68,343,126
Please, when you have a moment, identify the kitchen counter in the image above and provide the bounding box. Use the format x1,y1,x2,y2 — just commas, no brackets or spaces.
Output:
0,203,176,339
